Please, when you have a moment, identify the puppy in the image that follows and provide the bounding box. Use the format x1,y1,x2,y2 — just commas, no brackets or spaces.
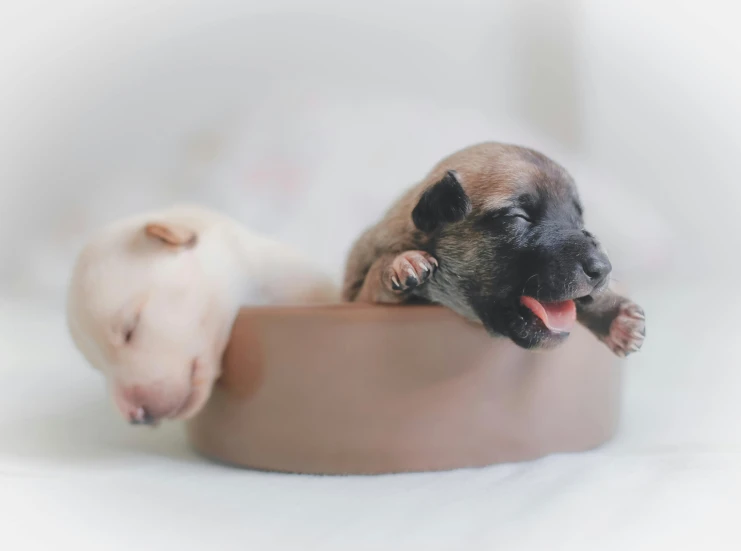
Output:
67,205,338,425
343,142,645,357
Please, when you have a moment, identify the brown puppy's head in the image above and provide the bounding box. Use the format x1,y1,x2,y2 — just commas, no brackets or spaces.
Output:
411,143,611,350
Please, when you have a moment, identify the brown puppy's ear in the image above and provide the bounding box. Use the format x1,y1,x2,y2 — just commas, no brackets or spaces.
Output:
144,222,198,249
411,170,471,233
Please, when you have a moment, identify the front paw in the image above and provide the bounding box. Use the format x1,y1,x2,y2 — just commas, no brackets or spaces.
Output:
383,251,438,294
603,302,645,357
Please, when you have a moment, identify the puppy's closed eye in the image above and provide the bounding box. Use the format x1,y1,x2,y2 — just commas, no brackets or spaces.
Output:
477,208,534,228
508,211,533,223
111,296,146,347
122,312,140,345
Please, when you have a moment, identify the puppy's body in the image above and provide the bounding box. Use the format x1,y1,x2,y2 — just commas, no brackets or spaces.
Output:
67,205,338,425
344,142,645,356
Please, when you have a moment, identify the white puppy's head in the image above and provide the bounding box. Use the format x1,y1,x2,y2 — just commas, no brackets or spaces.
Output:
66,215,231,425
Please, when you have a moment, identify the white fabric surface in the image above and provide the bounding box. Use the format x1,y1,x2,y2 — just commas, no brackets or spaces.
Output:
2,3,739,548
2,276,739,551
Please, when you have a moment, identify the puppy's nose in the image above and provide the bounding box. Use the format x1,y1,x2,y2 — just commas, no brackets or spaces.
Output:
581,252,612,285
129,407,156,426
115,386,165,426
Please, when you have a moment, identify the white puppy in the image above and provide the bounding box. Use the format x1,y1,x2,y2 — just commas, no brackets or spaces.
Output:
66,205,338,425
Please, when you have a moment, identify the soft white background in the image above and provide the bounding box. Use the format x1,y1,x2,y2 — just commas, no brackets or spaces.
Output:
1,1,740,550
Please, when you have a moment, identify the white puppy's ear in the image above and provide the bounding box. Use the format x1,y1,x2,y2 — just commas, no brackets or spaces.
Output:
144,222,198,249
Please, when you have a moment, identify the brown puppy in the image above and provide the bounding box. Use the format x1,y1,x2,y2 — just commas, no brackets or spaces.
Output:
343,142,645,357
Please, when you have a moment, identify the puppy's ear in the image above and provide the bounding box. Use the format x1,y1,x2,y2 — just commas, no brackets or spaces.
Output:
412,170,471,233
144,222,197,249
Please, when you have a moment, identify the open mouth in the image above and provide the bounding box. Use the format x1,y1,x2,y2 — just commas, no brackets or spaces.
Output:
519,296,578,334
475,292,594,350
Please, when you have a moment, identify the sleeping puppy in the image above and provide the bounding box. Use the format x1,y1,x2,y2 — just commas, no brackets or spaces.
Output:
343,142,645,357
67,205,338,425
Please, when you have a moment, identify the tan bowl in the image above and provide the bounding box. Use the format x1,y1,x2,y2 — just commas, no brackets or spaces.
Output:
186,304,622,474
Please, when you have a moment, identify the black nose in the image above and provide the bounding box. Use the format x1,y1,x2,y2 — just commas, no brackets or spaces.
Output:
581,252,612,285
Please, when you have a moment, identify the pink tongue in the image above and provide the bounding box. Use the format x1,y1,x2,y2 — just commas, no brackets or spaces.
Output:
520,296,577,333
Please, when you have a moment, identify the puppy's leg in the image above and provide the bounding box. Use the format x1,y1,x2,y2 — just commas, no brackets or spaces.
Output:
577,290,646,357
354,251,438,303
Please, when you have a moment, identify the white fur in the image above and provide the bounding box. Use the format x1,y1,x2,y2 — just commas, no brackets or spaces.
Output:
66,204,338,424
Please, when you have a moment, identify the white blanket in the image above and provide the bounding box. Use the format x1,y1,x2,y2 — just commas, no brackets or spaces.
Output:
2,276,738,551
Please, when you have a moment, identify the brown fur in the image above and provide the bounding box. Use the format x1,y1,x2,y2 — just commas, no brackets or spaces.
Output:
343,143,565,303
342,142,645,357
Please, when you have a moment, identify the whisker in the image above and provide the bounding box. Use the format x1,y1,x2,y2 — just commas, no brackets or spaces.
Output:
522,274,538,297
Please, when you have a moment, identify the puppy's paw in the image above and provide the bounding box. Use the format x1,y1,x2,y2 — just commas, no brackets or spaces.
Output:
384,251,438,293
603,302,645,357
